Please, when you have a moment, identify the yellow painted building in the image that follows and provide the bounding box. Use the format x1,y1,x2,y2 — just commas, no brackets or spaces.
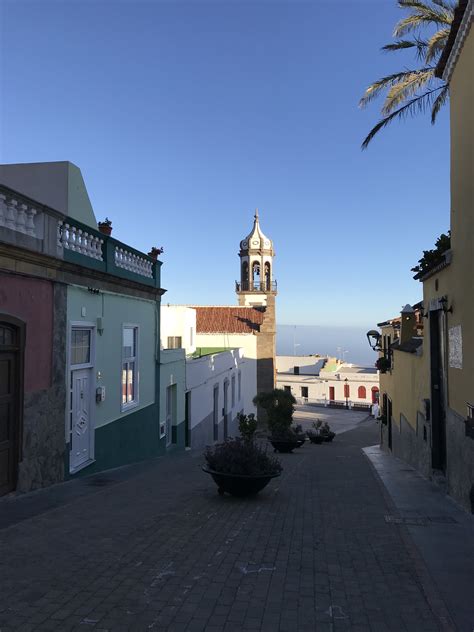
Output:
372,0,474,512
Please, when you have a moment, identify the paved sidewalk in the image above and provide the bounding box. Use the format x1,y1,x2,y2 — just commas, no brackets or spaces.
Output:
364,445,474,632
0,419,460,631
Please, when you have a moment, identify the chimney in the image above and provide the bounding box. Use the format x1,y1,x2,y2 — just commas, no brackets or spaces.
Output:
400,304,416,344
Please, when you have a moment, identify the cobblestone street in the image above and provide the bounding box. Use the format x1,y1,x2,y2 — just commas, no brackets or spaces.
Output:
0,415,472,631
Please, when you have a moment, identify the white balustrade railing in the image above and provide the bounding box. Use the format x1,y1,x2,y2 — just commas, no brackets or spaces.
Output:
0,193,38,237
57,221,104,261
114,246,153,278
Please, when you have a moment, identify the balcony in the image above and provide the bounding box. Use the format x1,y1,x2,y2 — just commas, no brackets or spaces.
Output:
0,184,160,288
235,280,277,292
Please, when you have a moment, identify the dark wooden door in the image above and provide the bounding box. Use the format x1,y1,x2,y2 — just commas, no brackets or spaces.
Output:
329,386,335,401
430,310,446,471
0,323,22,496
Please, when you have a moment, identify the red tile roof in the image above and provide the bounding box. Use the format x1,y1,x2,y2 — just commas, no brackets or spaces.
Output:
194,306,265,334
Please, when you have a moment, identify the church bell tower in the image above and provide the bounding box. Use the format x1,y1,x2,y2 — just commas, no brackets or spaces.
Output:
236,209,277,307
236,210,277,395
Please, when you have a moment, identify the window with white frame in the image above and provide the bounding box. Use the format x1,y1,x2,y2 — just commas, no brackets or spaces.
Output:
231,374,236,407
238,370,242,401
122,326,138,409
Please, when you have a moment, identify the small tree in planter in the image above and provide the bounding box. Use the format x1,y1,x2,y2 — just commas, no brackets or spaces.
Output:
253,389,299,452
202,438,282,496
238,412,258,442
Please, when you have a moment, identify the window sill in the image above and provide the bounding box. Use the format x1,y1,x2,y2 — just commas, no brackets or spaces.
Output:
121,401,139,414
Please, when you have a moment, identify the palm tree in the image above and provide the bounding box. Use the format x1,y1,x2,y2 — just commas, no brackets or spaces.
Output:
360,0,455,149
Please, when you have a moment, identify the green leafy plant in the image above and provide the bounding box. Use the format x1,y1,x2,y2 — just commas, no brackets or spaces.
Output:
204,438,282,476
360,0,455,148
253,389,296,436
238,412,258,441
411,231,451,278
375,357,392,373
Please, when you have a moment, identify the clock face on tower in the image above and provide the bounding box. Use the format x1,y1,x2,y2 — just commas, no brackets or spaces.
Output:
264,240,270,247
242,241,247,247
252,240,259,246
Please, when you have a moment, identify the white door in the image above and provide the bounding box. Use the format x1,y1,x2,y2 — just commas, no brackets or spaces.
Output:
71,369,92,470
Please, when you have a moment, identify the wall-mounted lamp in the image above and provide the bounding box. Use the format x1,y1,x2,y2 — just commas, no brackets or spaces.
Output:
439,296,453,314
366,330,382,351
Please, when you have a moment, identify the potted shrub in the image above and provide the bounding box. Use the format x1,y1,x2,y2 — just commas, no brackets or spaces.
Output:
98,217,113,236
375,356,391,374
306,419,324,444
292,423,306,447
202,437,282,497
253,389,300,453
320,421,336,442
148,246,164,260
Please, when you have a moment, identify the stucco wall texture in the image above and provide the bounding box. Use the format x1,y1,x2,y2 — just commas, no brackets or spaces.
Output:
0,272,53,392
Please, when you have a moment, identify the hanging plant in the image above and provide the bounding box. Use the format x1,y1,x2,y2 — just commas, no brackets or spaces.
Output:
375,357,391,374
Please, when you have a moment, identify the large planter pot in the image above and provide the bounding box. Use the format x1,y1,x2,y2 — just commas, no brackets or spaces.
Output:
308,435,324,444
322,433,336,443
270,440,299,453
202,467,280,497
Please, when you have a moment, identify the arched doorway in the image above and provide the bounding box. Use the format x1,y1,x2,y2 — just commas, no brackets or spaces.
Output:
371,386,379,404
0,316,24,496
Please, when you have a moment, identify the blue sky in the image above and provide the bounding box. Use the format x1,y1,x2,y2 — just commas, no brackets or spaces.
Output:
1,0,450,329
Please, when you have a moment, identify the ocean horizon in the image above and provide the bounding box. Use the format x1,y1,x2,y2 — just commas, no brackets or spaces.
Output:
277,324,376,367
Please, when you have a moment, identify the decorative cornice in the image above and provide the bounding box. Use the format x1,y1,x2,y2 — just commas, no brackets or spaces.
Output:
436,0,473,82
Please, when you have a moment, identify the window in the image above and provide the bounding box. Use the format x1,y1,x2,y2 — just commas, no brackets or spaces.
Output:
301,386,308,398
238,370,242,401
294,366,300,375
167,336,182,349
231,374,236,407
190,327,194,347
358,385,367,399
122,326,138,409
71,329,91,365
284,385,291,393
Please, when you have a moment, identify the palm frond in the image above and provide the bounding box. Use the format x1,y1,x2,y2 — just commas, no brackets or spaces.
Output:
397,0,455,17
425,28,450,62
382,38,428,60
394,2,454,37
430,0,456,11
359,69,431,108
431,84,449,123
361,86,445,149
382,68,435,114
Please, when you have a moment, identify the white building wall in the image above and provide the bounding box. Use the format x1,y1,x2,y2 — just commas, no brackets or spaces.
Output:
186,348,255,448
160,306,196,354
277,370,379,407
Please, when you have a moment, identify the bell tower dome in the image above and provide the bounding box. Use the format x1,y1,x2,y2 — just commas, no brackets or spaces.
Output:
236,209,277,307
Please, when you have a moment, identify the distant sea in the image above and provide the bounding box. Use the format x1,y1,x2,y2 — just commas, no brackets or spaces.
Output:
277,324,376,367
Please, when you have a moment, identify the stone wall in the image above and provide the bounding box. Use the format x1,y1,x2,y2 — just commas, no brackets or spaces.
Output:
446,407,474,513
17,283,67,491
